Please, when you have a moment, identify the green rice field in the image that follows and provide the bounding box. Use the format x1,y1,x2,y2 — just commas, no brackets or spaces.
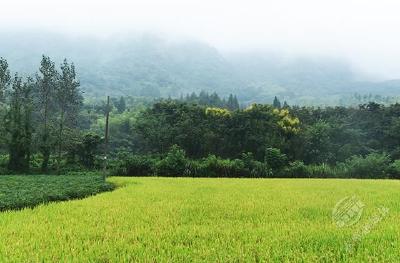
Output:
0,177,399,262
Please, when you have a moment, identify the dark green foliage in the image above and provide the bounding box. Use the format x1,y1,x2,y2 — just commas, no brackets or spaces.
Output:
73,133,102,169
56,59,83,171
0,57,84,173
0,173,113,211
180,91,240,110
36,55,59,172
301,121,335,164
189,155,246,178
0,57,11,102
387,160,400,179
134,101,299,159
113,154,157,176
5,75,33,172
241,152,272,178
1,55,400,179
339,153,391,179
109,151,400,179
302,163,341,178
265,148,288,171
284,161,308,178
156,145,188,176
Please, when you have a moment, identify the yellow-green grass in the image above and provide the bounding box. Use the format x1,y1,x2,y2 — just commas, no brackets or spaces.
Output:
0,177,399,262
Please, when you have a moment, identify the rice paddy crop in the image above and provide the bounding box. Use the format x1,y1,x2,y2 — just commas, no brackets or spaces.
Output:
0,177,399,262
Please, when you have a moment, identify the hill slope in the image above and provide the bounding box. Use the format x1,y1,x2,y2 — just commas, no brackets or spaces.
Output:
1,32,399,105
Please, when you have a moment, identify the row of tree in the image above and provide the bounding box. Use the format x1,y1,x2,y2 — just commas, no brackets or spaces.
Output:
0,56,83,172
106,100,400,168
179,91,240,110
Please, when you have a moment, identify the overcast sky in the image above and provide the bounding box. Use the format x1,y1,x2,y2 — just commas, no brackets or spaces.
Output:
2,0,400,78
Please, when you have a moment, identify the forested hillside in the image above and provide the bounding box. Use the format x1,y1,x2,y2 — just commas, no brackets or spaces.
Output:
1,31,399,106
1,55,400,179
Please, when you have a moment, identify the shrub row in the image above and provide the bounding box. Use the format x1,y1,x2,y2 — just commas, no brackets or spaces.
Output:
112,145,400,179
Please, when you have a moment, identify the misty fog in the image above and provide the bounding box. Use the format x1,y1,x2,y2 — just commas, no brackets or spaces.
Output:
2,0,400,79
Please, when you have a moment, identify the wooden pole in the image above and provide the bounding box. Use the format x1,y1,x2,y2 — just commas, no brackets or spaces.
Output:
103,96,110,181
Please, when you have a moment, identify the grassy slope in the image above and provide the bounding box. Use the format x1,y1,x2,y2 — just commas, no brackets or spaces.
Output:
0,177,399,262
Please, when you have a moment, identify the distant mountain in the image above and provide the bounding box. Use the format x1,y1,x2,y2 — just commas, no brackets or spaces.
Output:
1,31,399,105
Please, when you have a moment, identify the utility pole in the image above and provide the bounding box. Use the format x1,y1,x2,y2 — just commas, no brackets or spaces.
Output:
103,96,110,181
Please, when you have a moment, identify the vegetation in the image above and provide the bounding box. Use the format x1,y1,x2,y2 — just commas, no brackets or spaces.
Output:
1,41,400,262
109,100,400,179
0,177,398,261
0,56,83,173
1,56,400,179
0,173,113,211
112,146,400,179
179,91,240,110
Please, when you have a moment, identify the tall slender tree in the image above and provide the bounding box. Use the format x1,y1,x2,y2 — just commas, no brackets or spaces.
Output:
22,77,34,168
55,59,82,171
0,58,11,149
35,55,58,172
6,75,33,171
0,57,11,103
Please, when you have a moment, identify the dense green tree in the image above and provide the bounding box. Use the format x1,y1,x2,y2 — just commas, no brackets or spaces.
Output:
0,57,11,103
0,58,11,151
6,75,33,171
55,59,83,171
180,91,239,110
134,101,299,160
35,55,59,172
67,133,102,169
265,147,288,170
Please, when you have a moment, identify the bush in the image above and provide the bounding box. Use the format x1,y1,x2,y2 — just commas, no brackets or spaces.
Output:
284,161,308,178
109,152,398,179
305,163,341,178
183,159,205,177
265,148,288,171
339,153,391,179
387,160,400,179
0,154,8,167
203,155,246,178
242,152,272,178
184,155,248,178
112,154,157,176
156,145,188,176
